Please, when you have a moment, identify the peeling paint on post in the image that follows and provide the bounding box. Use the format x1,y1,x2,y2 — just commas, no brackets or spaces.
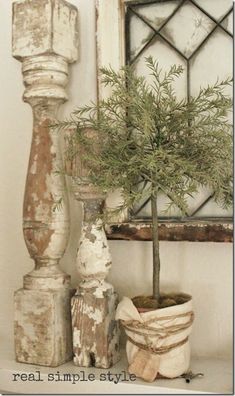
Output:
12,0,78,366
71,178,120,368
72,284,120,368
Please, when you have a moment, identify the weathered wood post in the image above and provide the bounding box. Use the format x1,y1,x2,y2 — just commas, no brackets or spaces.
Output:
69,134,120,368
12,0,78,367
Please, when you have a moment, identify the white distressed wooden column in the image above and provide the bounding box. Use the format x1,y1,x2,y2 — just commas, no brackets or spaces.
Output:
69,138,120,368
12,0,78,367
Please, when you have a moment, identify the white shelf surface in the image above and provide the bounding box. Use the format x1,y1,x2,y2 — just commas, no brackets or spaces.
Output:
0,348,233,394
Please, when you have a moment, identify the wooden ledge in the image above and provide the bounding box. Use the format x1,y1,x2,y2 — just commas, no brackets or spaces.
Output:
105,221,233,242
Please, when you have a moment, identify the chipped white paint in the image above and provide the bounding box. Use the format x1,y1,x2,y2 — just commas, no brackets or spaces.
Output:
73,329,81,348
52,0,78,62
15,289,73,366
96,0,125,99
12,0,78,61
77,220,112,281
13,0,78,366
30,160,37,174
71,183,120,367
72,285,120,368
93,281,113,296
82,305,103,324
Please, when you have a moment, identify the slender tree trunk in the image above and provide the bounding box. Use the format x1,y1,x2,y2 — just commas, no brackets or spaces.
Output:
151,187,160,301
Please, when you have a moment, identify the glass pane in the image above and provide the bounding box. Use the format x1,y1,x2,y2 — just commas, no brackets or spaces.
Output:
133,0,180,31
133,35,187,100
129,12,155,61
193,0,233,21
183,187,213,217
161,0,215,58
194,199,233,218
134,192,183,219
190,28,233,97
190,27,233,126
134,185,214,219
221,11,233,35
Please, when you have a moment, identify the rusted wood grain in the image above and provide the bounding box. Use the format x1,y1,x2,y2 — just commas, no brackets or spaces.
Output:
15,288,74,367
71,191,120,367
106,222,233,242
13,0,78,367
72,286,120,368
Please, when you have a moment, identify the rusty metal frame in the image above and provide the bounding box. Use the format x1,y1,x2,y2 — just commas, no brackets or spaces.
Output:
106,220,233,242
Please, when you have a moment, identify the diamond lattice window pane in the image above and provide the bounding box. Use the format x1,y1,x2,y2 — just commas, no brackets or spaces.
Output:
189,28,232,96
190,26,233,129
221,11,233,35
193,0,233,21
129,12,155,61
183,187,213,217
133,35,187,100
132,1,180,31
127,0,233,220
194,199,233,218
133,184,215,219
160,1,215,58
133,192,182,219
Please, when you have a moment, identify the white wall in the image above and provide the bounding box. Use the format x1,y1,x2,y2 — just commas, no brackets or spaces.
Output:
0,0,233,361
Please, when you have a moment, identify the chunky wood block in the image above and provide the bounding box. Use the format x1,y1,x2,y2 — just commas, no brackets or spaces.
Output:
14,288,74,367
72,285,120,368
68,190,120,368
12,0,78,62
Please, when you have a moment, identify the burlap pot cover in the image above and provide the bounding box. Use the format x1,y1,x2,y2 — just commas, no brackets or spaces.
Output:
116,296,194,381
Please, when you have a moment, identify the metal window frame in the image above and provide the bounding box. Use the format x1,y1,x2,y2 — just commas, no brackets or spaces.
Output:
95,0,233,242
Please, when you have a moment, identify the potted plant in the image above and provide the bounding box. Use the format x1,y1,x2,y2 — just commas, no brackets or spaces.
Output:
56,57,232,381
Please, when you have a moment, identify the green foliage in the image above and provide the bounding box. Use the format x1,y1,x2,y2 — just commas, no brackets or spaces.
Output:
56,57,233,217
55,57,232,300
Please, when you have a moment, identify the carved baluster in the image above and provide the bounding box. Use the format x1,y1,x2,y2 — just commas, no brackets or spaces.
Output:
70,134,120,368
12,0,78,367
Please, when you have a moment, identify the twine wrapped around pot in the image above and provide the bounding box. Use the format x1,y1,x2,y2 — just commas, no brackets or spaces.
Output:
116,296,194,382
